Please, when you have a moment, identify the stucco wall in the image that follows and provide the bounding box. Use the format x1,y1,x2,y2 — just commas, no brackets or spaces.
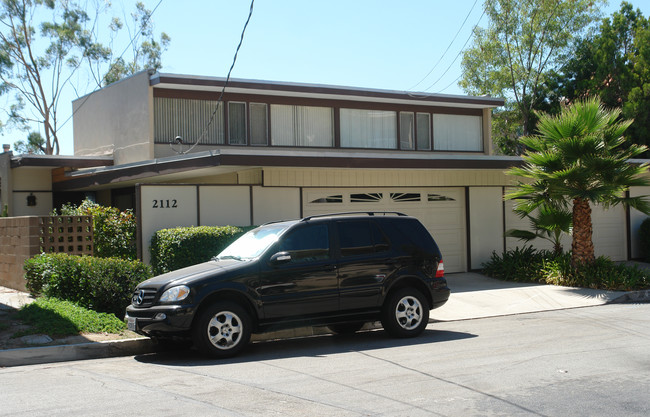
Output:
11,167,53,216
73,70,153,165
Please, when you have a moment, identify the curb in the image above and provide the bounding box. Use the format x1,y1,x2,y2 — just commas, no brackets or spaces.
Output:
0,338,158,368
609,289,650,304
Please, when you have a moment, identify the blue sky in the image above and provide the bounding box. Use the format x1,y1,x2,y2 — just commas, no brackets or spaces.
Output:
3,0,650,155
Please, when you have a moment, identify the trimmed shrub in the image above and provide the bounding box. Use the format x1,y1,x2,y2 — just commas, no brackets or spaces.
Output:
150,225,253,275
24,253,152,317
58,199,137,260
481,246,551,283
639,217,650,262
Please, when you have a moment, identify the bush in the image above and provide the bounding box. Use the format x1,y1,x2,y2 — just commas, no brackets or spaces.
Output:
150,225,252,275
24,253,152,317
639,217,650,262
58,199,137,260
481,246,551,283
482,247,650,291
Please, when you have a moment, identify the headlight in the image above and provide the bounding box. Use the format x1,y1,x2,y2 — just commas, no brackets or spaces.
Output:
159,285,190,303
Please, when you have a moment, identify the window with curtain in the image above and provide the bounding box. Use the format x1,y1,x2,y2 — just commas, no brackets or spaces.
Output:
340,109,397,149
228,102,246,145
154,97,224,145
433,114,483,151
270,104,334,147
400,112,415,150
250,103,268,145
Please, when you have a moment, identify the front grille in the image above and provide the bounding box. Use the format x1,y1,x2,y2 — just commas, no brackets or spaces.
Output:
131,288,158,307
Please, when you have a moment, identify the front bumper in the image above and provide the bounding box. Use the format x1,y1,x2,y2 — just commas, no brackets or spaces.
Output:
125,304,196,337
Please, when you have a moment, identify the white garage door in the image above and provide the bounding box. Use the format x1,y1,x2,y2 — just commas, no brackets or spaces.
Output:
303,188,466,272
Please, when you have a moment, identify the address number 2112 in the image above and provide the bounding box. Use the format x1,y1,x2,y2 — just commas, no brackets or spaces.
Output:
152,199,178,208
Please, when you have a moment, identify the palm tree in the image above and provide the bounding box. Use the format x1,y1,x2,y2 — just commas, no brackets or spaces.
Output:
506,98,650,266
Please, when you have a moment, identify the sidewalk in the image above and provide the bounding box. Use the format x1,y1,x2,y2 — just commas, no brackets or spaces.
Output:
1,273,648,367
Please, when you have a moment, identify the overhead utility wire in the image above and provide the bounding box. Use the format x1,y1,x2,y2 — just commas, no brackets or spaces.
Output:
407,7,487,98
177,0,255,155
407,0,480,91
422,7,486,92
59,0,165,130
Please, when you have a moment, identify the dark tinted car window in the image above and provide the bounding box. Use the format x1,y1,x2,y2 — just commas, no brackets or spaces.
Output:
277,224,330,263
338,220,390,257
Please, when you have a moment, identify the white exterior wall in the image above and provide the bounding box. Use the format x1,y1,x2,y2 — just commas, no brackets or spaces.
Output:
11,167,52,216
469,187,504,269
73,71,153,165
252,186,300,225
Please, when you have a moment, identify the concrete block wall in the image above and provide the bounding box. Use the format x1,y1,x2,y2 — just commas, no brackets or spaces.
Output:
0,216,41,291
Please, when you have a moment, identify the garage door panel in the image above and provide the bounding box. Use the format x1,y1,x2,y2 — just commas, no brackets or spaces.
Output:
303,187,466,272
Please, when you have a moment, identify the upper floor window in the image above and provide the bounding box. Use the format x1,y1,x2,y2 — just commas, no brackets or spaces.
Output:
250,103,268,146
228,102,247,145
433,114,483,151
271,104,334,147
154,97,224,145
340,109,397,149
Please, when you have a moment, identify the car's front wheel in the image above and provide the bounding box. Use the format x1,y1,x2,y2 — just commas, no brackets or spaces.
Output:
192,302,251,358
381,288,429,338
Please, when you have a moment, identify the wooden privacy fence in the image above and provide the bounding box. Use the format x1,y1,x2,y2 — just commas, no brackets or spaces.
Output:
0,215,93,291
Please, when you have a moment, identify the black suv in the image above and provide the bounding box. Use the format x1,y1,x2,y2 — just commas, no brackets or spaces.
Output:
126,212,450,357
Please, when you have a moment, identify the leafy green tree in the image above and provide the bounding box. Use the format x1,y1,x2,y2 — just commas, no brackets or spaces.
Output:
101,2,170,86
506,99,650,266
460,0,603,151
0,0,169,154
13,131,44,154
555,3,650,148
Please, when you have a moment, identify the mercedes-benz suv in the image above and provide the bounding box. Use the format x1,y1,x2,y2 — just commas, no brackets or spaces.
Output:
126,212,450,357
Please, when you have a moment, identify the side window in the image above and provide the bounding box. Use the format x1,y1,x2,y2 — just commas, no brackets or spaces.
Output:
277,224,330,263
338,221,390,257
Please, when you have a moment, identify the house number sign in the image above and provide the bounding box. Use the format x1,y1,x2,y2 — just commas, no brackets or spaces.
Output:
152,199,178,208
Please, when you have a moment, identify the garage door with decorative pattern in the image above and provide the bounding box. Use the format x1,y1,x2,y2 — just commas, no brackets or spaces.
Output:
303,188,466,272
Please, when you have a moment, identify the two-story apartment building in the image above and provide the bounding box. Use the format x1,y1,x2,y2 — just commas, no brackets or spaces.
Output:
3,70,647,271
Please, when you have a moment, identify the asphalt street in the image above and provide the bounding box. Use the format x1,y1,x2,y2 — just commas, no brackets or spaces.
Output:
2,303,649,416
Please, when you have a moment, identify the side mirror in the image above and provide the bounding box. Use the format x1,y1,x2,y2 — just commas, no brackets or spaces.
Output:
269,251,292,265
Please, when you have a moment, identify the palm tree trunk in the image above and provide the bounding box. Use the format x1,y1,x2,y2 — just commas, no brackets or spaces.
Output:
571,197,595,266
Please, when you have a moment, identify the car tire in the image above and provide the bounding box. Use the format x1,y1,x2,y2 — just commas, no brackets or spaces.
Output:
192,302,252,358
328,322,365,334
381,288,429,338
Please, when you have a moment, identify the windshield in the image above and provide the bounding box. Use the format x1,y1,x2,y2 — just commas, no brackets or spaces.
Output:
216,225,288,260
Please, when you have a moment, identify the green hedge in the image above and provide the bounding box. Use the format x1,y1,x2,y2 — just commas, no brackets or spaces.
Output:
150,225,254,275
24,253,152,317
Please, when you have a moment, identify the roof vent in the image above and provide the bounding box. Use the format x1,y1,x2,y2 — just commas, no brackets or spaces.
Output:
2,144,10,153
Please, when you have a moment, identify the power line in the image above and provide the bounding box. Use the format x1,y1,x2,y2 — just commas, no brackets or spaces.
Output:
177,0,255,155
408,0,480,91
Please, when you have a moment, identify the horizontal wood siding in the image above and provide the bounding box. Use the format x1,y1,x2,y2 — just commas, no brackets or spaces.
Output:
263,167,513,187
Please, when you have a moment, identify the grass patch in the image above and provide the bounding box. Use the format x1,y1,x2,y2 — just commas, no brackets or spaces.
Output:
15,297,127,337
483,247,650,291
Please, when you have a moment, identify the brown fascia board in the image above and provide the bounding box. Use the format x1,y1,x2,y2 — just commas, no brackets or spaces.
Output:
10,154,114,169
151,73,505,108
52,149,524,191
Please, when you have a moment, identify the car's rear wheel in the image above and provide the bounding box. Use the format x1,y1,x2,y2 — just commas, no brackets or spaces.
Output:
192,302,251,358
381,288,429,338
328,322,365,334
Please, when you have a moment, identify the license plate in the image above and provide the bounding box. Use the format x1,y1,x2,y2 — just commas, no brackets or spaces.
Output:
127,316,136,331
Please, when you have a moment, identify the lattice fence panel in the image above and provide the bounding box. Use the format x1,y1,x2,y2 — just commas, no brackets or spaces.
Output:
39,216,94,256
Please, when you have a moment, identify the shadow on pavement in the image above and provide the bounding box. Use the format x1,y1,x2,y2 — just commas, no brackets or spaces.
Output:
133,328,477,366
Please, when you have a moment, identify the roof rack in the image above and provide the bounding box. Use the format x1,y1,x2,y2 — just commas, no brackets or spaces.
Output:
301,212,407,222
